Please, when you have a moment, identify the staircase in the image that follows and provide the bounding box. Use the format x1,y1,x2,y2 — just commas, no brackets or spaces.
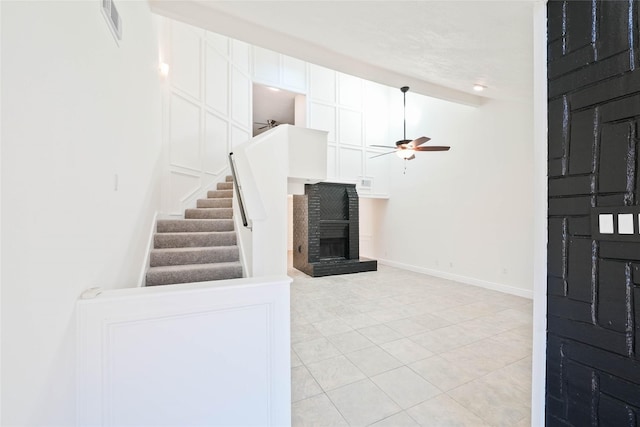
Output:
145,176,243,286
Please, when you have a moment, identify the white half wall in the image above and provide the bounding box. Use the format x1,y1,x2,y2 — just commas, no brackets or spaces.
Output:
77,276,291,427
368,93,534,297
1,2,162,425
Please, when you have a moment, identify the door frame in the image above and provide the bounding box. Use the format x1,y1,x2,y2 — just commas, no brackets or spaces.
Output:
532,1,548,425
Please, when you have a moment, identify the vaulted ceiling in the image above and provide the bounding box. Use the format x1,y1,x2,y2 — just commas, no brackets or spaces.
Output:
149,1,535,106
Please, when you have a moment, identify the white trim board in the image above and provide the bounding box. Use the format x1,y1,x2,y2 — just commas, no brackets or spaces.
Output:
137,211,159,287
377,258,534,300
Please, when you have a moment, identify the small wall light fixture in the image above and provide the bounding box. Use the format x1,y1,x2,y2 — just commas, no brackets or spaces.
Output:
473,84,486,92
159,63,170,77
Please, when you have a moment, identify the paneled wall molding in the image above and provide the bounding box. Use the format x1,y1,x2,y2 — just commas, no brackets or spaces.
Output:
162,17,391,215
252,46,308,94
77,277,292,426
162,18,251,214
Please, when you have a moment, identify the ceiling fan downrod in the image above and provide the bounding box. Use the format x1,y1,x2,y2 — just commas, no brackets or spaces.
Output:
401,86,409,141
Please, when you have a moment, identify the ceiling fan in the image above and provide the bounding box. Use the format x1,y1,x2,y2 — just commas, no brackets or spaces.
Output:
254,119,280,130
370,86,450,160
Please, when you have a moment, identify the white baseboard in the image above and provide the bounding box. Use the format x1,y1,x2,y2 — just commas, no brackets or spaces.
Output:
137,211,158,287
376,258,534,299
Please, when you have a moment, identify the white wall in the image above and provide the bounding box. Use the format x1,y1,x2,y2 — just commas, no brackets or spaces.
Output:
161,23,392,214
77,276,292,427
1,2,162,425
369,92,534,297
161,18,533,297
161,19,252,215
251,46,392,197
531,0,548,422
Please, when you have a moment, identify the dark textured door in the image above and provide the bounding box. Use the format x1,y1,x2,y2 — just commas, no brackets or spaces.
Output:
547,1,640,425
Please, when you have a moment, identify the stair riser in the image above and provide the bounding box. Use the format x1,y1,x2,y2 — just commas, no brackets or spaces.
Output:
154,233,237,248
225,176,233,182
146,265,243,286
156,219,234,233
185,209,233,219
217,182,233,190
207,190,233,199
196,199,232,208
150,247,240,267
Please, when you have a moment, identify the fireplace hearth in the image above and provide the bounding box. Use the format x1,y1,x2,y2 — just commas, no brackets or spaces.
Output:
293,182,377,277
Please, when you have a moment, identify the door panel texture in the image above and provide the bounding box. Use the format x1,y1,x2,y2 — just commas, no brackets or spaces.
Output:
547,1,640,425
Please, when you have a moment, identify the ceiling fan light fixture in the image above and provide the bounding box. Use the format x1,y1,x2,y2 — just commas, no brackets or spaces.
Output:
396,149,415,159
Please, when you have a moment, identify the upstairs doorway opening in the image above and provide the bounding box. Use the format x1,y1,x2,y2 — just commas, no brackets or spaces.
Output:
252,83,306,137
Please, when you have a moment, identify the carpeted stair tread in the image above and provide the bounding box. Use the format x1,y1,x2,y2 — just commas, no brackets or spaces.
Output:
150,246,240,267
207,189,233,198
185,208,233,219
147,176,242,286
197,198,232,208
154,231,237,248
156,219,234,233
146,262,243,286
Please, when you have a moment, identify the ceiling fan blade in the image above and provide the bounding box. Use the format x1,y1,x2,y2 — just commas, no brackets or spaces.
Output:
370,151,396,159
410,136,431,147
370,145,397,149
414,146,451,151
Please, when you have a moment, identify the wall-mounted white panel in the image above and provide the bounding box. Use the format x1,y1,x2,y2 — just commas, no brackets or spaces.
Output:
282,55,307,92
309,103,336,141
253,46,280,85
170,95,201,170
339,109,363,146
77,278,292,427
205,46,229,115
206,32,228,56
339,73,363,109
231,39,250,73
170,22,201,99
204,113,229,174
364,81,390,148
309,64,336,103
109,306,270,426
599,214,614,234
365,151,391,196
169,171,201,213
327,145,337,179
231,68,250,128
339,147,363,181
231,126,250,148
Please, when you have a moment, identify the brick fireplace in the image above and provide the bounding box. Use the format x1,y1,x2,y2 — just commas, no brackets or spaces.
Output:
293,182,377,277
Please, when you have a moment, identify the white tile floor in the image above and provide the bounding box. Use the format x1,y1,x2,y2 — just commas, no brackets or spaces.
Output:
289,263,532,426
